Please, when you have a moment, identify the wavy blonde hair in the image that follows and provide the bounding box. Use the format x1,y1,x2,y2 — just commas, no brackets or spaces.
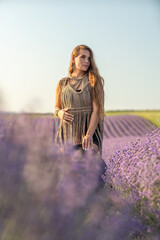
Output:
69,44,105,118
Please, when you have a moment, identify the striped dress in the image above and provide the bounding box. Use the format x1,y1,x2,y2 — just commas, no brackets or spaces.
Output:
55,72,104,156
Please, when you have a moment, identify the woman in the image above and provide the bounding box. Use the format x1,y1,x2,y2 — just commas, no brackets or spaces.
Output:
54,44,105,158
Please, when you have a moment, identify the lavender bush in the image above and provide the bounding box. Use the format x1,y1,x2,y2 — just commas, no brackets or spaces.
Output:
104,125,160,229
0,113,159,239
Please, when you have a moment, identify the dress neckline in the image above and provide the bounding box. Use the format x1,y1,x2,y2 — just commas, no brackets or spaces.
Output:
68,81,90,94
67,72,89,94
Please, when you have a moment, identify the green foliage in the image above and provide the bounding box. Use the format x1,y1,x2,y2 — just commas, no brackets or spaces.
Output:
105,110,160,129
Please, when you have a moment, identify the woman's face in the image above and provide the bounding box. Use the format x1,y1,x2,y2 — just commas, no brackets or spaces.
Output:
73,49,91,72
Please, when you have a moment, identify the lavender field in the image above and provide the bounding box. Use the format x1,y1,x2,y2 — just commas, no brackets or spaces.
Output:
0,112,160,240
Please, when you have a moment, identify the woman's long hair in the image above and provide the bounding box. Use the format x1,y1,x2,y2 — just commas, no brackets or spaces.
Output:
69,44,105,118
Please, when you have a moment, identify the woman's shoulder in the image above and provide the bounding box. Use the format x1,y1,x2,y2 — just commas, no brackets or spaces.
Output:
59,76,70,87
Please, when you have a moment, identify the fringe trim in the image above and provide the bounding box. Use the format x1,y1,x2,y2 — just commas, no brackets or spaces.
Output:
55,107,104,156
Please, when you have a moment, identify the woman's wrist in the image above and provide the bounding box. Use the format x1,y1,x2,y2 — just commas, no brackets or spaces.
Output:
54,107,61,118
86,133,93,138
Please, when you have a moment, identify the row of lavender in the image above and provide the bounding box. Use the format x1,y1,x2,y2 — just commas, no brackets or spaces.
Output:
0,113,159,239
103,125,160,230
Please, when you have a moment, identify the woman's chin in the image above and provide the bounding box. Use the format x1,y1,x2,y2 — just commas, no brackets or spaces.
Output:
82,67,88,71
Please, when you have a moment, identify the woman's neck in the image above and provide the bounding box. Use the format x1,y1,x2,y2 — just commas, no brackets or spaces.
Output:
71,70,86,79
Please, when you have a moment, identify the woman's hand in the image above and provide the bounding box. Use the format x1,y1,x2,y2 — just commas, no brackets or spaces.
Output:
82,134,93,150
58,108,74,125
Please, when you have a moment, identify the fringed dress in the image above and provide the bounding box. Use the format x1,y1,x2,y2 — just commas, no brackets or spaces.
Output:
55,73,104,156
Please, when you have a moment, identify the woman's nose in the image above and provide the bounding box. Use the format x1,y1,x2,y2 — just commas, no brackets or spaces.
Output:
85,58,89,64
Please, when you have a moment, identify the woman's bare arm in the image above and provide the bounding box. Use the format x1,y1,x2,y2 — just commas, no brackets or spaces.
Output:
54,82,74,122
82,100,100,151
54,81,62,110
86,100,99,137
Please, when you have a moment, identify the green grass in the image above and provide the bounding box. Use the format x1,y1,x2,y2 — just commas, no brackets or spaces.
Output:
105,110,160,129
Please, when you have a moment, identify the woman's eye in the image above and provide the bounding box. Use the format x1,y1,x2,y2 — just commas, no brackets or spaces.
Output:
80,55,90,61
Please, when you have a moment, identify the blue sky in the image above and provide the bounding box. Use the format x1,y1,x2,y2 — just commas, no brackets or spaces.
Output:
0,0,160,113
